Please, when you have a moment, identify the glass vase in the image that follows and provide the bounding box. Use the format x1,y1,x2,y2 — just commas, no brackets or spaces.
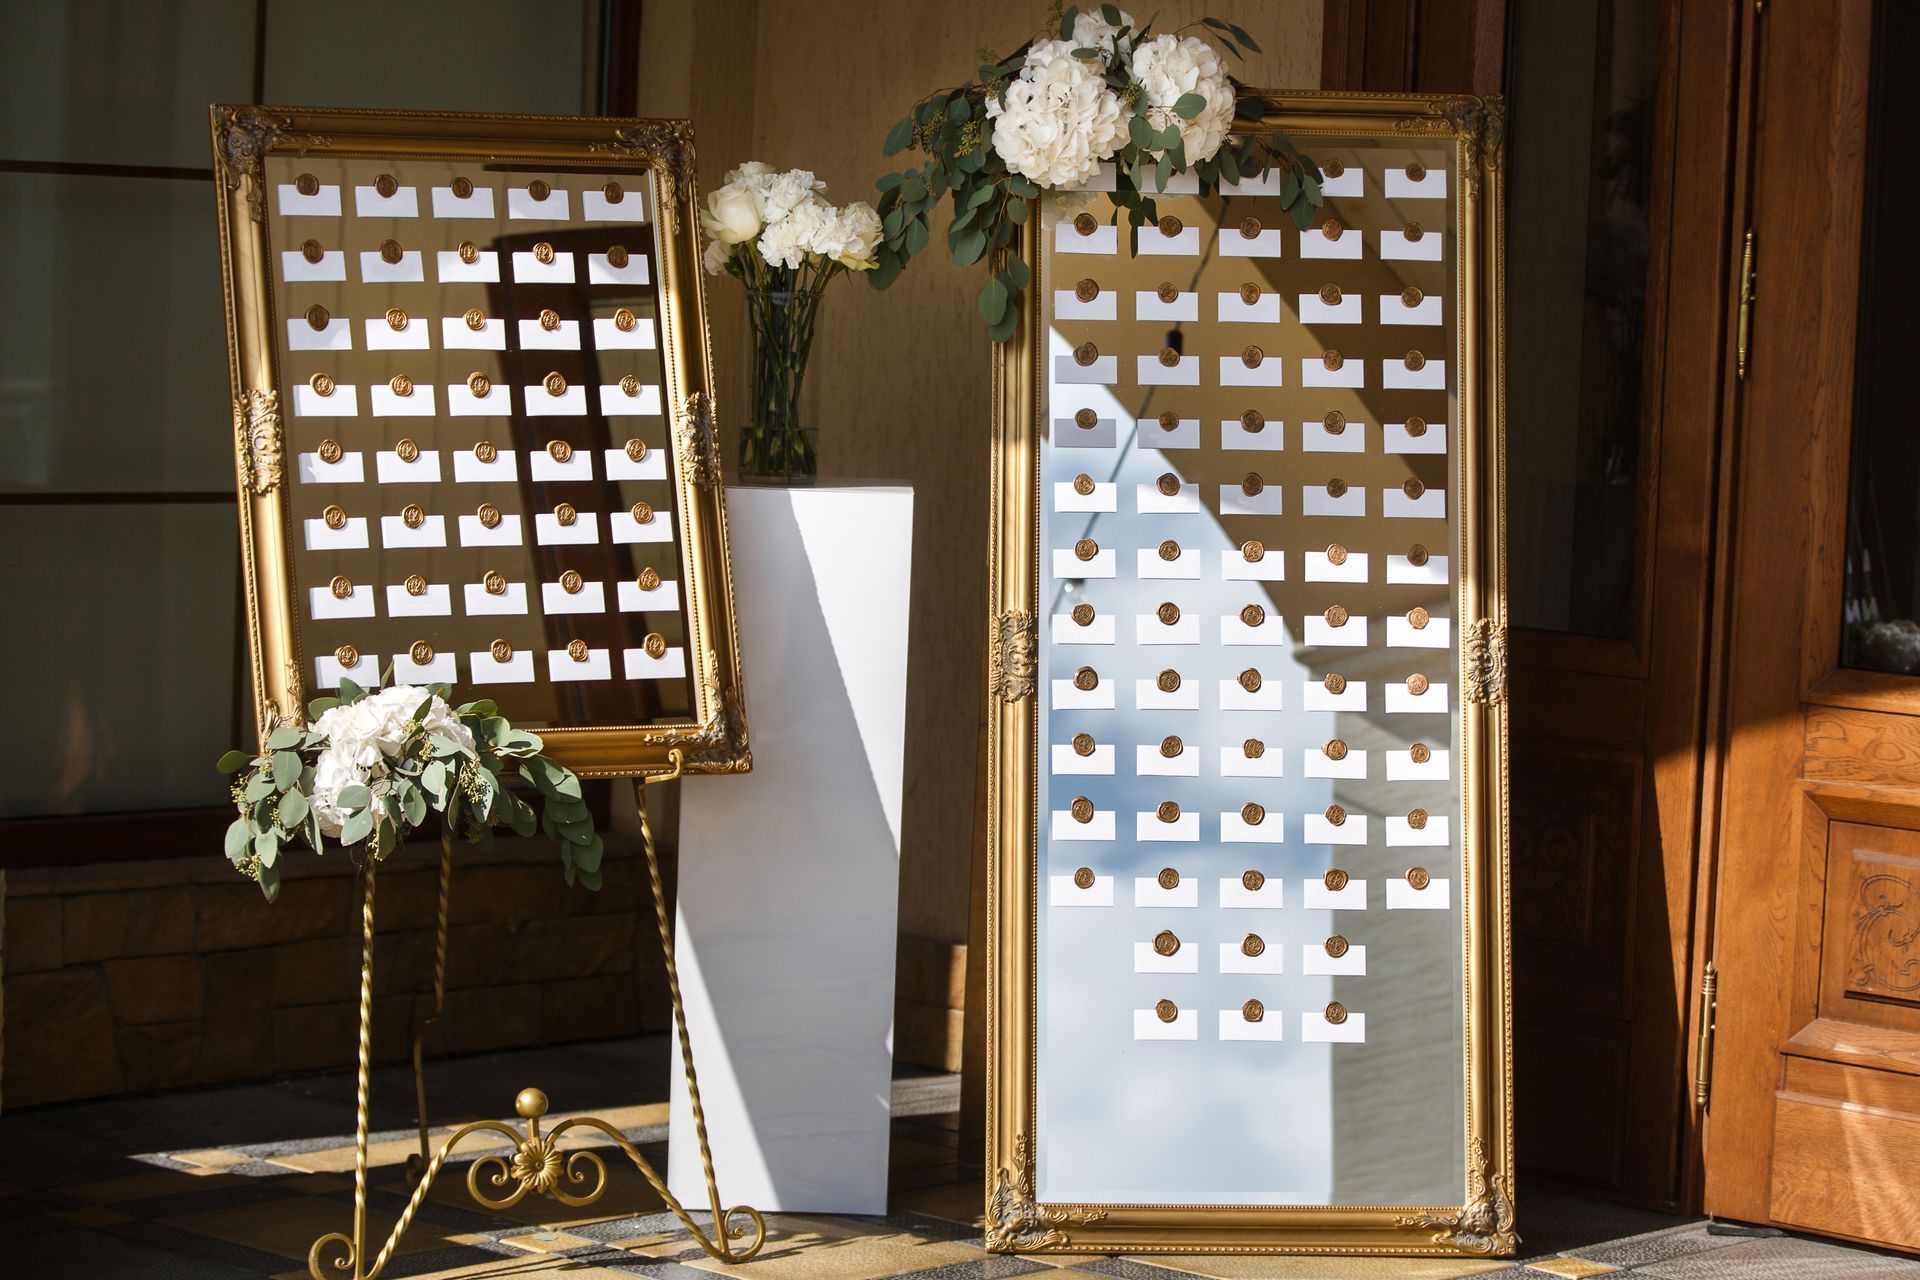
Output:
740,287,821,485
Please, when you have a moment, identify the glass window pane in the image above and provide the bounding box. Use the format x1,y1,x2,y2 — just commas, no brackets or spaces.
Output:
1504,0,1657,637
0,0,256,168
0,172,233,494
262,0,592,116
0,503,240,817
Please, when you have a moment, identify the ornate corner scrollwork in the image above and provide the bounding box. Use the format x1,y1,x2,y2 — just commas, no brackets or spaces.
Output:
1393,95,1504,198
213,106,329,224
675,392,721,490
589,121,696,232
989,610,1037,703
1395,1137,1516,1255
235,388,284,494
985,1133,1107,1252
638,645,748,771
1464,618,1508,705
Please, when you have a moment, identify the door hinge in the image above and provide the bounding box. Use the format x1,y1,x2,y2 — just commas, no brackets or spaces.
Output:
1736,230,1756,380
1695,960,1718,1109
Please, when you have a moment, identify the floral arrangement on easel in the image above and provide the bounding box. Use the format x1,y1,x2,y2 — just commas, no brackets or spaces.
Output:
217,676,601,901
870,4,1322,340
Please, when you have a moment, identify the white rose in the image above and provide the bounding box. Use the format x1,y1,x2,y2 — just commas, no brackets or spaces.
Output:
700,180,762,245
810,201,882,270
703,239,730,276
1070,6,1134,57
985,39,1129,189
758,196,834,270
1126,34,1236,167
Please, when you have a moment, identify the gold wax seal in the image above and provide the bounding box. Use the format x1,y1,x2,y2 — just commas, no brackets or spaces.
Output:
379,238,403,264
401,503,425,529
1324,739,1349,761
1073,473,1095,495
626,438,650,462
544,371,568,396
547,439,573,463
1239,668,1262,693
1325,804,1347,826
327,575,352,600
1155,999,1179,1023
1324,158,1346,177
1323,349,1345,371
385,306,408,331
1409,543,1431,566
1073,866,1096,889
468,372,491,397
1239,282,1260,305
490,638,513,662
533,241,555,265
1327,543,1349,565
1324,604,1349,627
395,438,420,463
1321,217,1345,241
1240,604,1265,627
1325,1001,1349,1025
1074,277,1100,302
1073,211,1098,236
404,574,427,597
1071,603,1095,626
554,502,578,527
322,504,347,530
477,502,503,528
1241,934,1265,958
1406,160,1428,182
1407,673,1431,696
1073,341,1099,366
1326,477,1349,498
1159,734,1183,758
1157,472,1181,496
1240,345,1264,368
1075,407,1099,429
1073,537,1098,562
1242,870,1266,891
1158,867,1180,889
631,501,655,524
309,372,335,397
389,373,413,397
374,173,398,197
1404,221,1426,242
1156,281,1179,304
1406,415,1429,437
1324,672,1348,694
1238,215,1261,239
1157,539,1180,562
1241,472,1264,497
614,307,638,332
620,374,644,396
1408,606,1432,629
409,641,434,664
473,441,498,464
1156,800,1181,823
1410,743,1433,764
1243,738,1265,759
1242,540,1265,563
1243,999,1265,1023
334,643,359,667
1407,866,1432,890
638,566,662,591
1404,477,1426,499
560,569,584,594
1157,214,1182,236
483,570,507,595
1073,666,1099,691
1158,410,1179,430
607,245,630,269
1407,808,1430,830
1072,732,1096,756
317,439,343,464
1405,349,1427,371
1241,409,1265,432
1241,803,1265,826
450,175,473,198
1324,409,1347,434
464,307,487,330
567,638,590,662
1157,668,1182,693
295,173,319,196
1153,930,1181,957
1158,346,1180,368
301,239,324,264
1324,868,1349,891
529,178,551,200
1070,796,1095,823
305,303,330,331
539,308,562,331
459,241,480,264
603,180,624,202
1403,286,1425,307
1319,283,1341,305
1157,601,1180,625
644,632,668,659
1325,934,1350,958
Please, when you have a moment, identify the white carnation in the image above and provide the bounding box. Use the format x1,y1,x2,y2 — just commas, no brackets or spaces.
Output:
1128,34,1236,166
985,39,1129,189
810,201,882,270
1070,6,1134,56
760,168,827,223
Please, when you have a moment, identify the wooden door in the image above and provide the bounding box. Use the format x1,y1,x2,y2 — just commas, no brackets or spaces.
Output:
1703,0,1920,1252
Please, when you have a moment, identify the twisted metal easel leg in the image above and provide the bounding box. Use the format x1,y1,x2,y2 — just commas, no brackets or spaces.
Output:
405,828,453,1184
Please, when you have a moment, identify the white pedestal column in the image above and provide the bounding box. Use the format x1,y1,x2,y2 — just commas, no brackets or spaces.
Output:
669,483,914,1214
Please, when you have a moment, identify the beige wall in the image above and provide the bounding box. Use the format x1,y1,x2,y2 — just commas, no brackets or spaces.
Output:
640,2,1323,948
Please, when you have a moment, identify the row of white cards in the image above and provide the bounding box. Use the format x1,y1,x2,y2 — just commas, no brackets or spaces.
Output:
1053,353,1447,390
1070,160,1444,200
1051,743,1451,780
1056,289,1441,326
1044,548,1447,586
1044,610,1450,650
1056,222,1442,262
1051,873,1449,911
281,248,646,288
1046,677,1451,714
315,644,684,689
303,510,673,554
289,313,654,352
1055,417,1445,453
288,381,663,418
1058,547,1444,583
1134,1009,1366,1044
307,577,677,622
1049,809,1451,846
299,446,666,486
1130,941,1372,977
277,183,638,222
1052,481,1446,520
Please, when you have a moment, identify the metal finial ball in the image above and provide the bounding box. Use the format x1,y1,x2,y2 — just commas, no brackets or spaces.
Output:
515,1088,549,1119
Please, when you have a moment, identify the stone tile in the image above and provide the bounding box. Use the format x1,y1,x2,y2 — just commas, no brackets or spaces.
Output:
1637,1235,1920,1278
676,1212,991,1278
63,1169,240,1203
1524,1260,1618,1277
171,1147,253,1170
61,887,196,964
1568,1223,1739,1269
159,1191,445,1261
543,973,642,1042
3,968,121,1104
1513,1190,1688,1260
263,1126,514,1174
48,1203,134,1227
11,1226,261,1279
5,892,62,972
1114,1256,1515,1279
1074,1261,1225,1280
103,954,203,1024
116,1020,203,1091
885,1259,1055,1279
498,1228,604,1253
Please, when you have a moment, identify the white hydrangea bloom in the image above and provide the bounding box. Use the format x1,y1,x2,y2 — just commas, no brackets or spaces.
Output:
1128,34,1236,165
308,686,473,839
986,39,1129,189
1070,6,1134,57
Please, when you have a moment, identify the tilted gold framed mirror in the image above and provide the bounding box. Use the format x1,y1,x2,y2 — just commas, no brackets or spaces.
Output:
985,92,1510,1255
210,106,746,777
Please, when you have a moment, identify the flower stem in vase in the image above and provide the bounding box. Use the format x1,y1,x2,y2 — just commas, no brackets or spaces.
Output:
742,285,823,485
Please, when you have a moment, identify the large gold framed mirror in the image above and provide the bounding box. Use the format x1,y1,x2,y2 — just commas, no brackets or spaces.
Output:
985,93,1510,1255
210,106,746,777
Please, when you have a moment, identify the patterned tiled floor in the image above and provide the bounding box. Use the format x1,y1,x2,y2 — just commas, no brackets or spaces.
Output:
7,1034,1919,1278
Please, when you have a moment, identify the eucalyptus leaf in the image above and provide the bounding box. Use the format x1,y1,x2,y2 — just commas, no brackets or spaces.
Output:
217,749,251,774
402,783,428,827
1172,92,1207,120
574,834,605,875
341,808,373,846
1007,198,1028,225
979,275,1008,324
952,226,987,267
246,772,275,803
271,750,301,790
307,697,339,720
883,117,913,155
1005,253,1030,289
337,784,371,810
423,759,447,796
904,215,929,255
578,868,603,892
338,677,365,704
258,856,281,903
225,818,252,861
280,787,310,828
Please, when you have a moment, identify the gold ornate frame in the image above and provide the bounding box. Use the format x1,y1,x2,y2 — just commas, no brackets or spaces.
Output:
210,105,746,777
984,92,1510,1255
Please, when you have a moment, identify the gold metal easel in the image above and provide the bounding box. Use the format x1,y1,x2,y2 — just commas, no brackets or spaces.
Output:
309,749,765,1280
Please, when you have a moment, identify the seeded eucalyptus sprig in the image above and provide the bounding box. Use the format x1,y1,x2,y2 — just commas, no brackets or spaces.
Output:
870,4,1323,342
